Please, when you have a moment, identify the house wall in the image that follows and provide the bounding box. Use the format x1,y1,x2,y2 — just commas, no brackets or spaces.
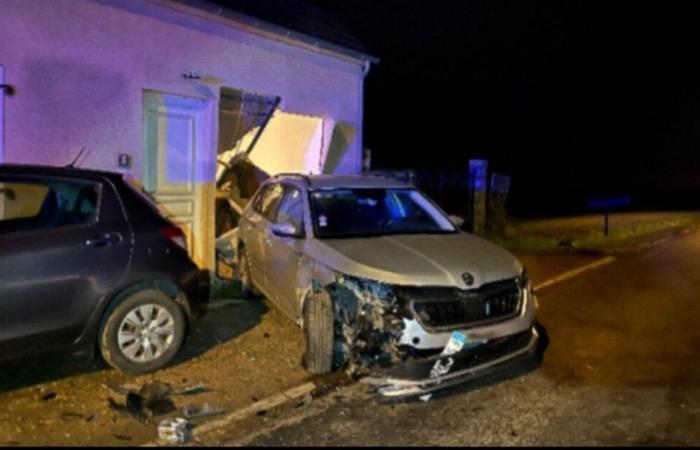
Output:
0,0,365,176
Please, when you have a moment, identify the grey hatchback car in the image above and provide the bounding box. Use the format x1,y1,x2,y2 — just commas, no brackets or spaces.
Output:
0,164,209,374
236,173,540,398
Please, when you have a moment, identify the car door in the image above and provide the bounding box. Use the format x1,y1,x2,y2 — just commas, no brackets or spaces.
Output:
244,182,284,296
267,184,307,320
0,173,131,359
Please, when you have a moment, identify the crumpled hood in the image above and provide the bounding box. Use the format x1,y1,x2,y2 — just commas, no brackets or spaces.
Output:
309,233,523,288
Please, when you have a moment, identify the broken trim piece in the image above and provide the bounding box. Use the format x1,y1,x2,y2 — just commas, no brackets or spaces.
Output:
362,327,539,397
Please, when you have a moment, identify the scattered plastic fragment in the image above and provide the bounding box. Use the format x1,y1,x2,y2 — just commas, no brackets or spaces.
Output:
428,331,466,381
182,403,224,419
40,391,57,401
158,417,190,443
419,394,432,402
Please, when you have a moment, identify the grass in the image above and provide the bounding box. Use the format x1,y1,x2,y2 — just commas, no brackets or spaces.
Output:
488,211,700,253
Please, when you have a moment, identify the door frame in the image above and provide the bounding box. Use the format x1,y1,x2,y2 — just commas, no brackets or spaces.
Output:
142,89,216,271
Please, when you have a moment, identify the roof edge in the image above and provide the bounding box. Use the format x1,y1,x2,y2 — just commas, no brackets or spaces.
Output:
145,0,380,66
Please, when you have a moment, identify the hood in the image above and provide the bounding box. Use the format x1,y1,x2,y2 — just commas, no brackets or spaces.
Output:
308,232,522,288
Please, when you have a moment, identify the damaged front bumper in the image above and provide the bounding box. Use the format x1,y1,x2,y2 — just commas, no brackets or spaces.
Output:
361,326,540,399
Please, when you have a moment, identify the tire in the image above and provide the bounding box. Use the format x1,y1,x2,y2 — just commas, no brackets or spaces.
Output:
303,290,335,375
238,247,260,298
99,289,186,374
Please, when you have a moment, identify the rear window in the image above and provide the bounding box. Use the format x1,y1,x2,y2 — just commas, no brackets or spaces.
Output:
0,179,99,234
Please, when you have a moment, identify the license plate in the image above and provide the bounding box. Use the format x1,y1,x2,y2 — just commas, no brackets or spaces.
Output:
442,331,467,356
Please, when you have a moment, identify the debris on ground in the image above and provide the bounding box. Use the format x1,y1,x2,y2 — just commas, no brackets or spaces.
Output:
158,417,190,444
60,412,85,421
106,381,207,421
419,394,432,402
182,403,224,419
40,391,57,401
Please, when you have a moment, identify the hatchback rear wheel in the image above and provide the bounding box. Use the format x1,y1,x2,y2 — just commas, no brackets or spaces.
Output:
99,289,186,374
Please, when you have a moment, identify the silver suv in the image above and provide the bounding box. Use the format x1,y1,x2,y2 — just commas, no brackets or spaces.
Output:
236,173,540,398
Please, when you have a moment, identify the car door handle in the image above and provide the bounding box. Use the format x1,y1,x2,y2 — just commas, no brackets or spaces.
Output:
85,232,123,247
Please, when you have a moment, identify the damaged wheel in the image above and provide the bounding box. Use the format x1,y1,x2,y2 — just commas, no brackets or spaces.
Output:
303,290,335,374
99,289,186,374
238,247,260,298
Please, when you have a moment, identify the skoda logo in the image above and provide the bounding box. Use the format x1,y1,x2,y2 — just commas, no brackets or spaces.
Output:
462,272,474,286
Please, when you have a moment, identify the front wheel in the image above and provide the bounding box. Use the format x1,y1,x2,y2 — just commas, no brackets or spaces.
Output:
99,289,186,374
303,290,335,375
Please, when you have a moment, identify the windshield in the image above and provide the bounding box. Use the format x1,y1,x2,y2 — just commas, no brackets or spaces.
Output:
310,188,457,239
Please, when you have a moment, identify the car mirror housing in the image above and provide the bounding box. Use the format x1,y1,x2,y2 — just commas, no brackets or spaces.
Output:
272,222,303,238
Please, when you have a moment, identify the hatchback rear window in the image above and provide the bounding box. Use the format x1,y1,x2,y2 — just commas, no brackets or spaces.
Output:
0,179,99,234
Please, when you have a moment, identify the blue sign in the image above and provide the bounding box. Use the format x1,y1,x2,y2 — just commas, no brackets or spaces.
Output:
587,196,631,210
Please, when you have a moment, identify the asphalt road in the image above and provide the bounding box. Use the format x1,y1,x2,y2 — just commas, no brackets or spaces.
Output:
223,230,700,446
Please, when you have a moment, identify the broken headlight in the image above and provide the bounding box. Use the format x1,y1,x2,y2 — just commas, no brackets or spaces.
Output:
518,268,533,312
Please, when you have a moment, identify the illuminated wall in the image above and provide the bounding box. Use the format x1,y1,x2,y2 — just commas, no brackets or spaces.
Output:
0,0,366,176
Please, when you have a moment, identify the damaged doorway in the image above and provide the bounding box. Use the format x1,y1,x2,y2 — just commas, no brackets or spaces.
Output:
215,87,279,277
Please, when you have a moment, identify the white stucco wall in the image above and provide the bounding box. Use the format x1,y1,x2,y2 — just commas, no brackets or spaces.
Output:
0,0,365,177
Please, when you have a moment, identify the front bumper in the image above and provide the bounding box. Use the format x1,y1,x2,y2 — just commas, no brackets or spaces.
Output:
361,325,540,399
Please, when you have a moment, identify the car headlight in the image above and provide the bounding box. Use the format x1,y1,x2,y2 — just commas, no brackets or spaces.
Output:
518,268,533,311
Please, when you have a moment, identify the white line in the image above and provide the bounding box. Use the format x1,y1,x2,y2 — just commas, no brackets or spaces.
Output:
534,255,616,291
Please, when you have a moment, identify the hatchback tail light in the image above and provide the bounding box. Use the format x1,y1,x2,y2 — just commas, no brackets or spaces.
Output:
161,226,187,250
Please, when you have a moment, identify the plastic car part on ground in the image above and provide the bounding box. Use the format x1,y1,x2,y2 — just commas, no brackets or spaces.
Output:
326,275,407,374
106,381,208,421
158,417,190,443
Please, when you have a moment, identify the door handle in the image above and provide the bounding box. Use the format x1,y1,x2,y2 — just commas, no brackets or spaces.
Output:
85,232,123,247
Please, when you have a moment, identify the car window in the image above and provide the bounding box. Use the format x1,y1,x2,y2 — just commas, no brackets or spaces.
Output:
275,185,304,231
254,183,284,222
0,179,99,234
309,188,456,239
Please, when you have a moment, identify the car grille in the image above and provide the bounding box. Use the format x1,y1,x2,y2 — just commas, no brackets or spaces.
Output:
399,278,523,330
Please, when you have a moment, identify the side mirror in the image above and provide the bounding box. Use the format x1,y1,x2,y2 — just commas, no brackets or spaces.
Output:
271,222,303,238
448,214,465,229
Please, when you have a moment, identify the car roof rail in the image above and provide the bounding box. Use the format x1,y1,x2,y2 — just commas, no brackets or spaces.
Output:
272,172,311,185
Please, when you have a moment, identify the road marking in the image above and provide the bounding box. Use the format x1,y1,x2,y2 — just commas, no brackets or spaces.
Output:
534,255,616,291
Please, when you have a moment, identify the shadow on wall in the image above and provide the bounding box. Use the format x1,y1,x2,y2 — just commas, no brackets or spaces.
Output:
322,121,357,174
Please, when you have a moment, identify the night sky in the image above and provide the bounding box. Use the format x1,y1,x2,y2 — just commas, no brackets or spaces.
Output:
216,1,700,216
308,1,700,216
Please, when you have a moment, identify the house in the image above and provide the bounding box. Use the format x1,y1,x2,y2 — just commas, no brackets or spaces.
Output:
0,0,377,271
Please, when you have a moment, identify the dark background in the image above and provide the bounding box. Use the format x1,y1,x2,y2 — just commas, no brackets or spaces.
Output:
215,1,700,217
